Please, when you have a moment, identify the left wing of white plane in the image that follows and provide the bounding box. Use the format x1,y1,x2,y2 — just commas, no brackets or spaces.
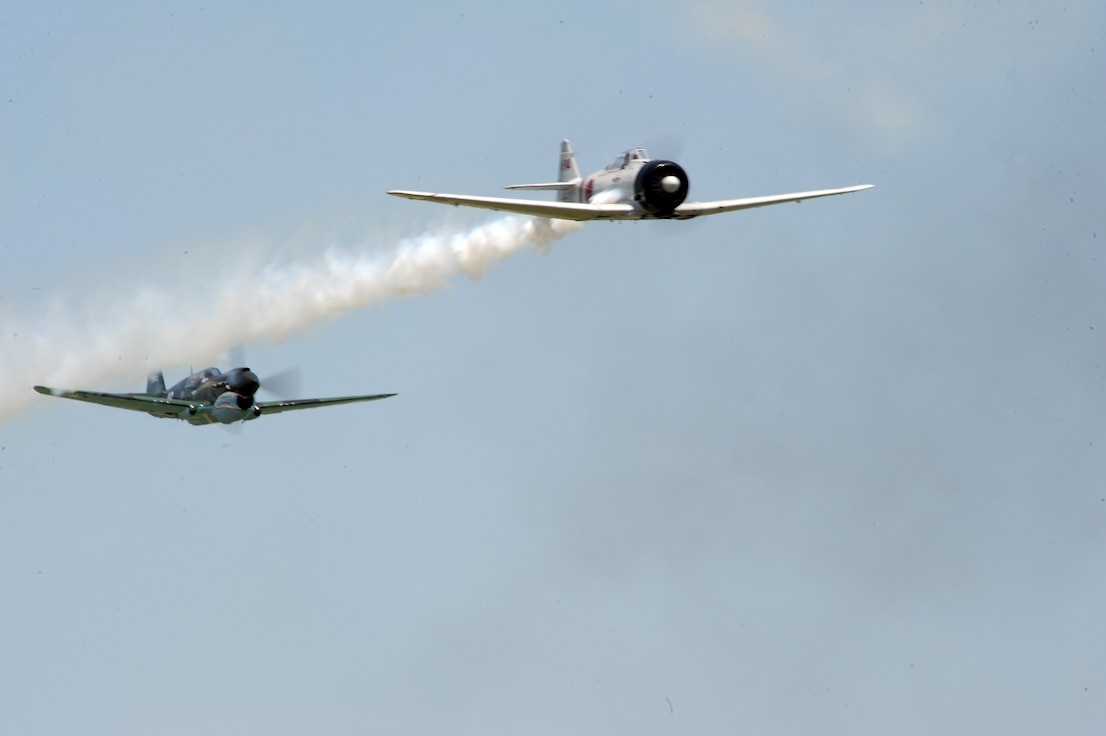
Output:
670,184,874,219
388,184,873,221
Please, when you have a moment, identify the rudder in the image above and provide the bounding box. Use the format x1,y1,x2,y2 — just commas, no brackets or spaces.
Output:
503,139,581,199
146,371,167,397
557,139,580,201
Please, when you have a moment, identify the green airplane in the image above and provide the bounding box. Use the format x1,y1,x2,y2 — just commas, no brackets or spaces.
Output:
34,366,394,426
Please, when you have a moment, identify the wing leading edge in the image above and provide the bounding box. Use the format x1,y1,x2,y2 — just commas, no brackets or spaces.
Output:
388,184,873,221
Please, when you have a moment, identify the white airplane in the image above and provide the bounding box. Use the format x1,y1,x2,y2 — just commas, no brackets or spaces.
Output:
389,139,873,222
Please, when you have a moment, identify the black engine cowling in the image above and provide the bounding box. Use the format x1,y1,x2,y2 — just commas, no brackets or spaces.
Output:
633,160,689,216
226,367,260,398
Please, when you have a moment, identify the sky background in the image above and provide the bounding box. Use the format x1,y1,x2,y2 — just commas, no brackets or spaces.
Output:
2,1,1105,734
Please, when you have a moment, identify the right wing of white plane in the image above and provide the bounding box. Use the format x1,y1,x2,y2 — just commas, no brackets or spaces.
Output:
387,190,637,221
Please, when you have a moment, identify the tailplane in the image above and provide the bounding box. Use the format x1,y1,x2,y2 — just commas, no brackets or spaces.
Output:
146,371,167,397
504,139,581,202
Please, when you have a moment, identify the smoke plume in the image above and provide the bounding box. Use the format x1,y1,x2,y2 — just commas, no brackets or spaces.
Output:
1,215,582,423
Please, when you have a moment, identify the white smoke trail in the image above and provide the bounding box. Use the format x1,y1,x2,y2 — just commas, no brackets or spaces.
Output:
1,215,582,423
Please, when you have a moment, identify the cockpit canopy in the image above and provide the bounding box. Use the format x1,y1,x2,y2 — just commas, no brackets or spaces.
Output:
183,367,222,390
605,148,650,171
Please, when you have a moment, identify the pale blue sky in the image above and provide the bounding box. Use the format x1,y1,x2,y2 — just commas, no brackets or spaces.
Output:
2,2,1105,734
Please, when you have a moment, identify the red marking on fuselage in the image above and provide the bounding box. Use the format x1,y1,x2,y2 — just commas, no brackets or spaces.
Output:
582,178,594,203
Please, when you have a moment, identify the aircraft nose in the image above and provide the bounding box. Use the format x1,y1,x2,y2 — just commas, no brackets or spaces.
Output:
228,368,260,397
660,175,681,194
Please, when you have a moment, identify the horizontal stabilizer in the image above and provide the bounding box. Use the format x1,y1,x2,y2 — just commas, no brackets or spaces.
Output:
504,181,579,191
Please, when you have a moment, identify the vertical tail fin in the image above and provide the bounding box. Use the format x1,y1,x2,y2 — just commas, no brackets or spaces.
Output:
146,371,167,397
503,139,581,200
557,139,580,202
